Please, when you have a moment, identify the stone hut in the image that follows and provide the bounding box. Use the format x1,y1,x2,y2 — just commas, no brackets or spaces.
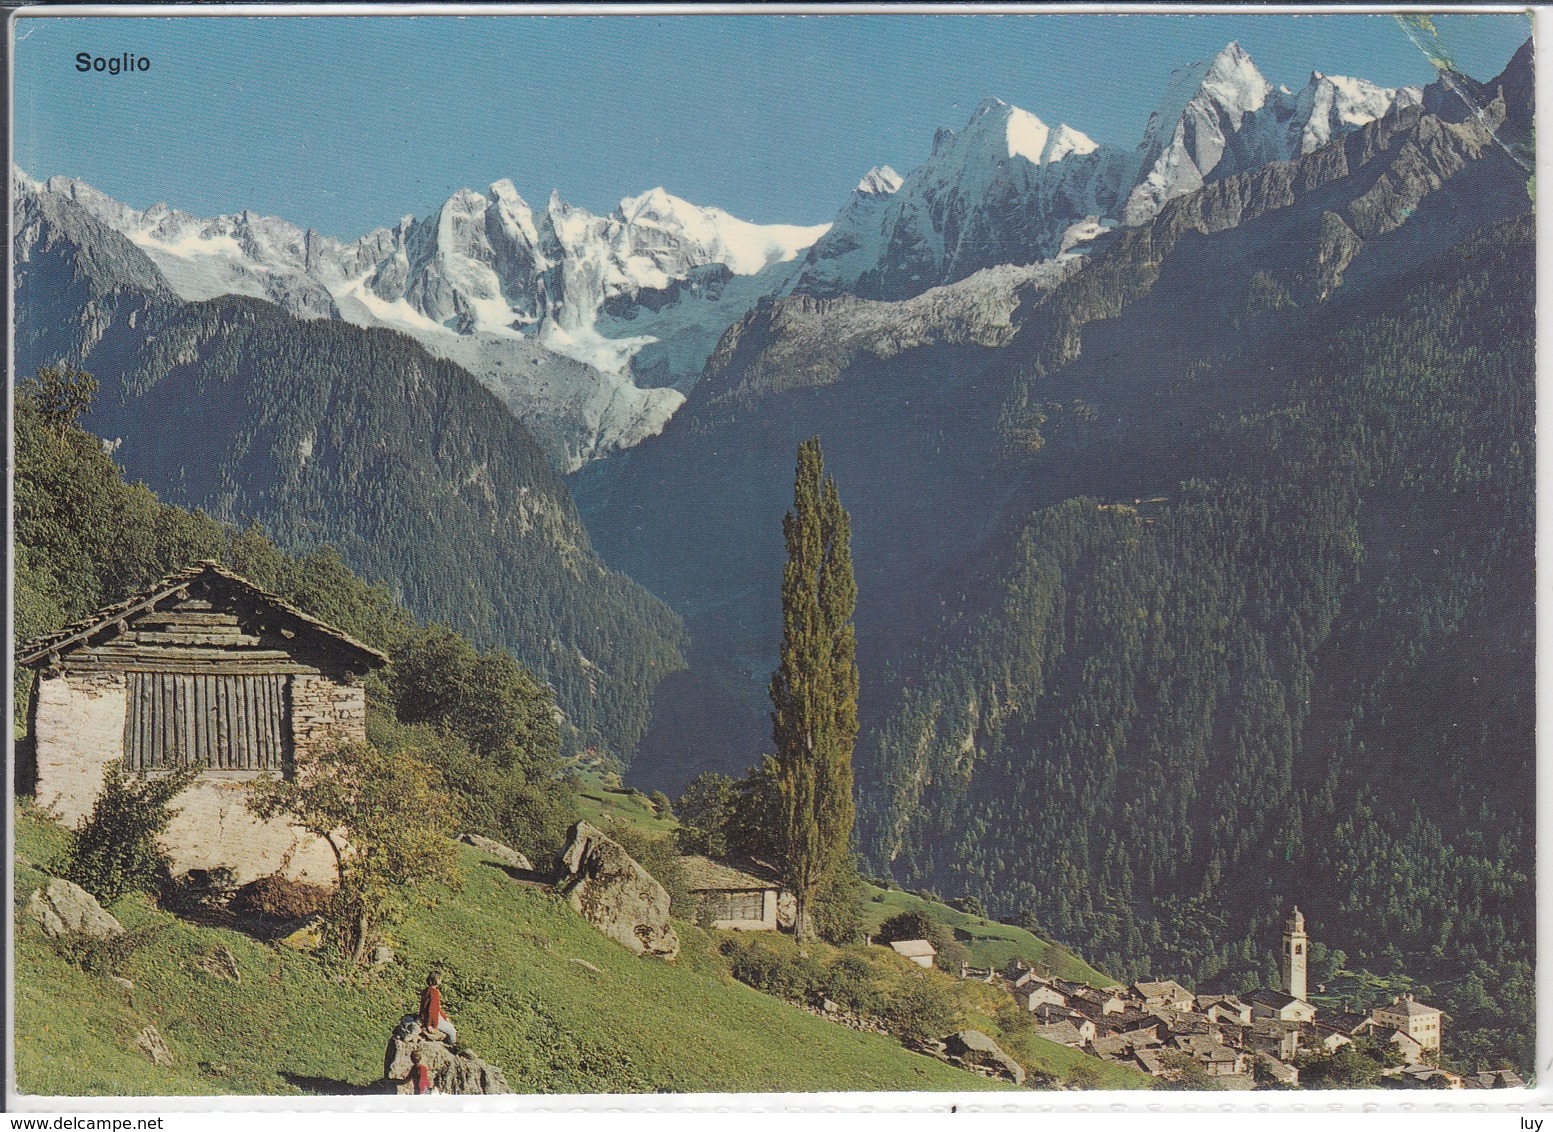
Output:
677,854,783,930
18,561,387,884
888,938,938,968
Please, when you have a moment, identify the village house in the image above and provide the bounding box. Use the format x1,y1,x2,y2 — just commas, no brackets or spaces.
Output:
1463,1069,1526,1089
1031,1003,1097,1043
1246,1018,1303,1063
1019,982,1068,1011
18,561,387,885
1255,1052,1300,1087
1033,1020,1086,1048
1370,994,1444,1053
1134,979,1195,1012
1196,994,1253,1026
677,854,783,930
1308,1024,1353,1053
1371,1025,1426,1064
1133,1048,1169,1078
1068,985,1128,1017
1247,988,1316,1024
1385,1062,1462,1089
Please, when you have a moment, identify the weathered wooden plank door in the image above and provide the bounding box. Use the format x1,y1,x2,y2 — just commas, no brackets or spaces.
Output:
124,672,287,770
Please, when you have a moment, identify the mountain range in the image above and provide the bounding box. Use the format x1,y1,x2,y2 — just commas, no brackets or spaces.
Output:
16,42,1424,470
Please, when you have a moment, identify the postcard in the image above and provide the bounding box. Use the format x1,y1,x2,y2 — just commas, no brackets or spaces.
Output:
7,5,1540,1116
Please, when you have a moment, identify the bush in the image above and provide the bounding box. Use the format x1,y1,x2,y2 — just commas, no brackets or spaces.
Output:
720,937,827,1002
949,895,986,917
885,976,959,1044
54,924,164,977
821,954,886,1015
230,873,333,920
66,762,199,905
812,858,865,946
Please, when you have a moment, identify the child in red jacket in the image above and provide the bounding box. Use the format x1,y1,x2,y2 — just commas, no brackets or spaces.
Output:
419,971,458,1045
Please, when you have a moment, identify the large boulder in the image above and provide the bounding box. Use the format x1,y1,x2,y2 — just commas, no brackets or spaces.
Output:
384,1037,510,1095
457,833,533,872
27,877,124,940
556,821,679,959
945,1029,1026,1086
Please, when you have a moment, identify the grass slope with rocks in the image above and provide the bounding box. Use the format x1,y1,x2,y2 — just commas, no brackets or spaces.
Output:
13,806,1011,1097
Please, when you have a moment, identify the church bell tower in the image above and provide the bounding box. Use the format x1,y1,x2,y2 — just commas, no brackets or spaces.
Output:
1282,906,1308,1002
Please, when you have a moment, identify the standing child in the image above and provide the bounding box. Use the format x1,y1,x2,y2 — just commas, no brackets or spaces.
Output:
409,1047,433,1095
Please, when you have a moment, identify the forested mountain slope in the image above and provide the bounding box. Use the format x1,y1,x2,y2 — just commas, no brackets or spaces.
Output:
862,216,1533,1070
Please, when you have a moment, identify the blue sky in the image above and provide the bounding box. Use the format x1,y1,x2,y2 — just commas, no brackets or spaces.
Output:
11,11,1531,237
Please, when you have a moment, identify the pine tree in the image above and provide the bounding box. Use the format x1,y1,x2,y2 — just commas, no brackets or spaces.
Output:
769,437,858,941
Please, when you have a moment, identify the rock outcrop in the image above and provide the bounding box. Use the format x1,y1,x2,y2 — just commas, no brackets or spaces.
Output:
556,821,679,959
383,1037,510,1095
27,877,124,940
137,1024,175,1068
944,1029,1026,1086
457,833,533,872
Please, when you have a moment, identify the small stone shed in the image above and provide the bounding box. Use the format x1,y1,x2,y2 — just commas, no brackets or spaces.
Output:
677,854,784,931
18,561,387,884
889,939,938,968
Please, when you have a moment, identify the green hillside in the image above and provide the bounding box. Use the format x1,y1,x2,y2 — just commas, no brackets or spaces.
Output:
859,885,1113,989
13,807,1011,1097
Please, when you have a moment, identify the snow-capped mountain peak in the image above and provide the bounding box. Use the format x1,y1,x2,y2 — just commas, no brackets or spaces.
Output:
856,166,903,196
1123,41,1418,226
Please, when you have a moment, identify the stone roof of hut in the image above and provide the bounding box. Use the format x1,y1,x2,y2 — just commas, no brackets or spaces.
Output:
17,560,389,669
676,854,781,892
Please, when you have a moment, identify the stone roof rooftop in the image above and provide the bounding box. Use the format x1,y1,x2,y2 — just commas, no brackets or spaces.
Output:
1374,995,1441,1018
676,854,780,892
17,560,388,669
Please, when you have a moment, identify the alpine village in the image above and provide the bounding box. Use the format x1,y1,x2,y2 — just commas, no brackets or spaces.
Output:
11,28,1534,1097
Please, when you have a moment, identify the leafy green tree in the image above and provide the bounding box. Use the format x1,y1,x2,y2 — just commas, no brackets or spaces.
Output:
769,438,858,940
22,364,98,440
65,761,199,904
675,772,738,856
811,855,866,945
247,740,462,964
392,624,560,777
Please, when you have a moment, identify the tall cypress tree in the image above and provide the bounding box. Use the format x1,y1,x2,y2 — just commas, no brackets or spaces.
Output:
770,437,858,941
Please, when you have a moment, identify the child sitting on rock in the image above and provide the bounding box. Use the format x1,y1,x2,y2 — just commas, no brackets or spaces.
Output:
419,971,457,1045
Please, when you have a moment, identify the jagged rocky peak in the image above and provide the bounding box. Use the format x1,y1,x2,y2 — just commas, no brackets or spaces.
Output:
952,97,1099,168
856,166,903,196
1123,41,1423,226
793,97,1125,300
1289,71,1422,154
1122,41,1275,225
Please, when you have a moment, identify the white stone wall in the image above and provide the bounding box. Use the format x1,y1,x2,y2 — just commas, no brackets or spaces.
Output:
33,670,127,828
32,669,342,886
711,888,779,931
162,773,339,885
